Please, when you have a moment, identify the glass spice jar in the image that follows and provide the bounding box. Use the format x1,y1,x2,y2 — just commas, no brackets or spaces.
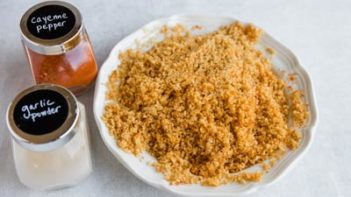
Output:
6,84,92,190
20,1,98,95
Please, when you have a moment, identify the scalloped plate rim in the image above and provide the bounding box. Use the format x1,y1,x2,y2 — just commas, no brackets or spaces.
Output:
93,14,318,196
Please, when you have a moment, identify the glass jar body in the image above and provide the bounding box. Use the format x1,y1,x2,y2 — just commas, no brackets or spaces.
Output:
23,29,98,95
11,102,92,190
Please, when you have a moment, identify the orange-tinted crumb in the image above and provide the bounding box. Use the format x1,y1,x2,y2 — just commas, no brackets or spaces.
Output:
266,47,275,55
287,86,294,92
261,162,271,172
191,25,203,30
288,73,298,82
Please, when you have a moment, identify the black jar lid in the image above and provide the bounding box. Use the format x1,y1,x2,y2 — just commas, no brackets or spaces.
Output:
6,84,79,151
20,1,83,55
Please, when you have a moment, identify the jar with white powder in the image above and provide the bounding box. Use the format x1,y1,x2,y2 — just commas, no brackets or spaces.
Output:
6,84,92,190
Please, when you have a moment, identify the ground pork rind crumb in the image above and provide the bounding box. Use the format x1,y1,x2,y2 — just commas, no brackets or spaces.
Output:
103,21,309,186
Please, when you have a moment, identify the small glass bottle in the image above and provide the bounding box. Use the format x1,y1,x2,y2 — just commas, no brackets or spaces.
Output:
20,1,98,94
6,84,92,190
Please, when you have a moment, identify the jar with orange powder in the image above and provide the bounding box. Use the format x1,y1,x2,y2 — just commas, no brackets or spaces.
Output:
20,1,98,94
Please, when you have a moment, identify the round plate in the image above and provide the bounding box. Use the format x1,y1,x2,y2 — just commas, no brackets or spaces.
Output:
93,15,318,196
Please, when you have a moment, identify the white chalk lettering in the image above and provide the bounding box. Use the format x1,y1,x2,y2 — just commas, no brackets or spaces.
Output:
21,99,62,122
30,12,69,33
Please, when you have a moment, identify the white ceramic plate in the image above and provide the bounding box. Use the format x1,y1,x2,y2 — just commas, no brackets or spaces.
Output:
93,15,318,196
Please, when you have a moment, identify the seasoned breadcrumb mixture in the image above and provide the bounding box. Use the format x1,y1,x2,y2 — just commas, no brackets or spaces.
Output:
103,22,308,186
290,90,309,127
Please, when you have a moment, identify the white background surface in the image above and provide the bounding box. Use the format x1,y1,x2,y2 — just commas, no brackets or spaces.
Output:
0,0,350,196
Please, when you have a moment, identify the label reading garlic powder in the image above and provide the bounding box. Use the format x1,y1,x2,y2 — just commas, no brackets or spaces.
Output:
13,89,69,135
27,5,75,39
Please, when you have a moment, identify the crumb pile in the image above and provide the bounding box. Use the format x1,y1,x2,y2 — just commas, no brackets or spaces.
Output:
103,22,308,186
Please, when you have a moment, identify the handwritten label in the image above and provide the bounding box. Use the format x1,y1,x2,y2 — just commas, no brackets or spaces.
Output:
21,99,61,122
30,13,68,34
13,90,69,135
26,5,75,39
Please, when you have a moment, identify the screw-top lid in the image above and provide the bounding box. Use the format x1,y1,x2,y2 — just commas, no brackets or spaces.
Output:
6,84,79,151
20,1,83,55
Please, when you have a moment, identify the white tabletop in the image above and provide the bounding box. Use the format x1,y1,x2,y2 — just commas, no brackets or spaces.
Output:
0,0,350,196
